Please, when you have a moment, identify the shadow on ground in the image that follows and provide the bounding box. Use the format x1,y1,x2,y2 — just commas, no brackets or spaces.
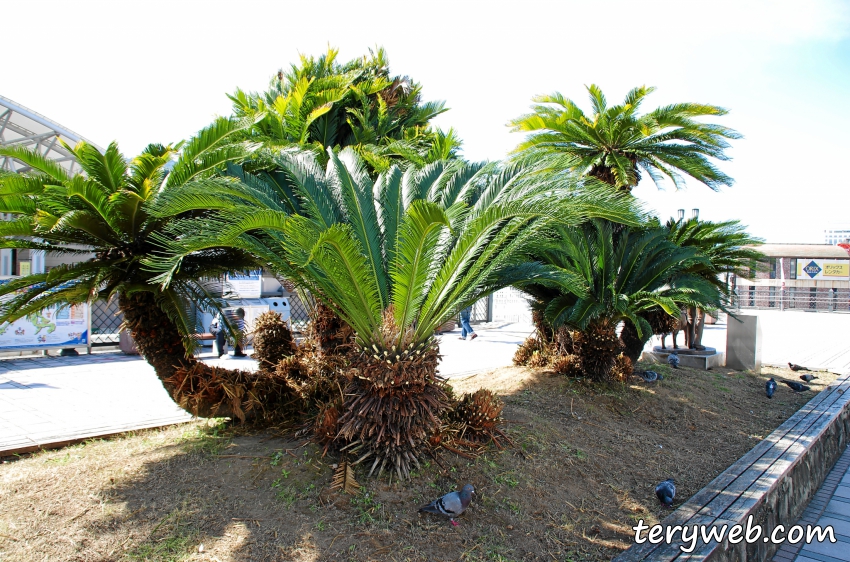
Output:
0,363,835,561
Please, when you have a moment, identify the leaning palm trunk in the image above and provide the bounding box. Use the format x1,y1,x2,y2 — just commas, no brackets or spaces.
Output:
118,292,292,421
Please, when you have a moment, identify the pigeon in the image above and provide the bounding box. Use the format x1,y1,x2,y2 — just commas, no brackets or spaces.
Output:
783,380,810,393
638,370,660,382
800,374,819,383
667,352,680,369
655,478,676,508
788,362,810,372
765,378,777,399
419,484,475,526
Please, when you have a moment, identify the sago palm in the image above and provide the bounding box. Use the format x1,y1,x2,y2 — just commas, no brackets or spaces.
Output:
515,220,720,380
508,85,741,193
230,47,456,175
151,148,641,478
662,217,763,348
0,118,259,416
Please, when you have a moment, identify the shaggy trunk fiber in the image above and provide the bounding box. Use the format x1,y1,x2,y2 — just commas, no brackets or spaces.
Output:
619,321,648,364
336,343,447,480
119,291,193,397
573,319,623,381
312,302,353,355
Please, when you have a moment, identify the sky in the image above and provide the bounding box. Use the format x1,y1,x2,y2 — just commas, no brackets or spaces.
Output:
3,0,850,244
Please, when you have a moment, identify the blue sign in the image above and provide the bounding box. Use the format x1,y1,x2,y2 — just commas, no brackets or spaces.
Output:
803,261,822,278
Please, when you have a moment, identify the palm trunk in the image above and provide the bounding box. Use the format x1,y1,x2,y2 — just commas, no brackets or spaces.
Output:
619,321,647,364
573,318,623,381
118,291,244,419
336,341,447,480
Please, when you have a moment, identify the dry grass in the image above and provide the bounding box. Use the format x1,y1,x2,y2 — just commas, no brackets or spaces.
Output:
0,363,835,561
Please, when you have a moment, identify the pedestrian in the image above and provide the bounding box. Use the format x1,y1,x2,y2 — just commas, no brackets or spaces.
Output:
211,312,227,358
459,306,477,340
232,308,247,357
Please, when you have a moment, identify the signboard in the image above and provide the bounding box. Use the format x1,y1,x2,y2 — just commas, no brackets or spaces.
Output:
0,278,89,350
797,259,850,280
224,270,263,299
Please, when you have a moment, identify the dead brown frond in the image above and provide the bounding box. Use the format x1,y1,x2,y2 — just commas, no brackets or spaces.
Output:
330,461,360,495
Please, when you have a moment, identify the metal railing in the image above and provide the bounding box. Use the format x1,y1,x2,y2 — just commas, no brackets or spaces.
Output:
733,287,850,313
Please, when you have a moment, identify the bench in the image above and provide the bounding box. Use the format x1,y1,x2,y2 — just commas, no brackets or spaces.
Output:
614,371,850,561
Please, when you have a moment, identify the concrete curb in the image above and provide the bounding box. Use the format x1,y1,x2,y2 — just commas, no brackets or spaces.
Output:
614,370,850,562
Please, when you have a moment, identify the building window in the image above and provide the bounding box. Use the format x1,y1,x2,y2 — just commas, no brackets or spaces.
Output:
810,287,817,310
789,287,796,308
789,258,797,279
769,258,777,279
769,286,776,307
749,285,755,307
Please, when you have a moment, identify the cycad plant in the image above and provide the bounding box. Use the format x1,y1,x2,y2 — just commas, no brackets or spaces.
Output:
230,47,458,174
0,118,259,417
515,220,720,380
152,148,640,478
661,217,763,348
509,85,741,193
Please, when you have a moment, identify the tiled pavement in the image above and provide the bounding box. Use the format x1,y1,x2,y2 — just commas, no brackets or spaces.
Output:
0,351,193,455
770,445,850,562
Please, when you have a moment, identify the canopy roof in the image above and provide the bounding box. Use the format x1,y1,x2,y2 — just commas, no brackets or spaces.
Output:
751,244,850,259
0,95,102,175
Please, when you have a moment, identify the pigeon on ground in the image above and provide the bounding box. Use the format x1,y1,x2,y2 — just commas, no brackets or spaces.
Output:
655,478,676,508
667,352,680,369
419,484,475,526
788,362,810,372
783,380,811,393
766,378,777,399
800,374,819,383
638,370,661,382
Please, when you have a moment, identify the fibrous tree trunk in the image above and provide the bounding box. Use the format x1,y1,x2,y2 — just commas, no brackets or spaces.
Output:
573,318,623,381
119,291,247,420
336,339,447,481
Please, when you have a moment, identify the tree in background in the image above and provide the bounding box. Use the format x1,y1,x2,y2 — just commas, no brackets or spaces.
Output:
230,47,461,175
514,220,721,380
508,85,740,193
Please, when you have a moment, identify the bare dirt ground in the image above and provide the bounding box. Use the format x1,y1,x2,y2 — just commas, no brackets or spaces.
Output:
0,363,835,561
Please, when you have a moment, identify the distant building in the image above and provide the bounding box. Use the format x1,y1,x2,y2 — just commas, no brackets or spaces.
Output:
825,226,850,245
734,244,850,312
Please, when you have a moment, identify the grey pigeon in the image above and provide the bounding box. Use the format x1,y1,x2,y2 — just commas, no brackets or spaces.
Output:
800,374,819,383
788,362,810,372
667,352,680,369
655,478,676,508
419,484,474,526
783,380,810,393
765,378,777,399
639,370,662,382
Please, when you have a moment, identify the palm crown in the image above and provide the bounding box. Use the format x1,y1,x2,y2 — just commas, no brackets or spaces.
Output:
509,85,741,192
0,117,257,340
229,47,458,174
150,148,642,350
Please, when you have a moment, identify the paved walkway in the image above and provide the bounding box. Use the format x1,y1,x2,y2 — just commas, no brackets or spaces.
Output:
0,352,192,455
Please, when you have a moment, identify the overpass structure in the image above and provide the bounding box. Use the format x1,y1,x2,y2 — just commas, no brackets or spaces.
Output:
0,94,102,175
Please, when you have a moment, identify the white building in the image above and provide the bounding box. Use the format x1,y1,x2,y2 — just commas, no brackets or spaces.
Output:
824,225,850,245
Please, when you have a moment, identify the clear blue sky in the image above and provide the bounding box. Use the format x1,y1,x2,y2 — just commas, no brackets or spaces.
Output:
3,0,849,243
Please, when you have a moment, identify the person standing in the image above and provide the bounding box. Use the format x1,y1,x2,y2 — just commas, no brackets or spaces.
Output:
459,306,477,340
232,308,247,357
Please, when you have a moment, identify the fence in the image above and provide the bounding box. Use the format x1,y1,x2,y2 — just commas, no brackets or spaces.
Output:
90,299,123,345
733,286,850,313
